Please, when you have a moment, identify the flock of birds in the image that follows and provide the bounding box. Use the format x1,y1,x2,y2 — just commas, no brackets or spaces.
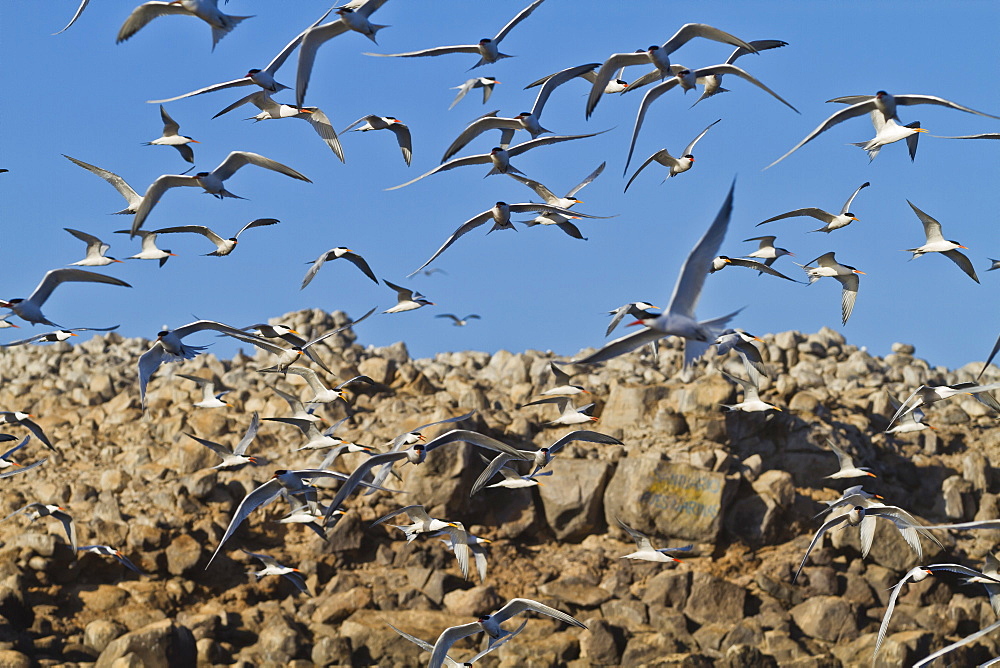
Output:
2,1,1000,665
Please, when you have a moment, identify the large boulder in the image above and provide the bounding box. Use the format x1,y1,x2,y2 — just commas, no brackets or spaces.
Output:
605,458,737,542
538,458,612,540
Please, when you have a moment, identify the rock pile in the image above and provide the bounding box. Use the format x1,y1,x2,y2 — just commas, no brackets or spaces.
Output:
1,309,999,666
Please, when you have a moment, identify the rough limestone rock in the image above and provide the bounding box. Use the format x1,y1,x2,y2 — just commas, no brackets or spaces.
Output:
539,458,612,540
3,319,1000,666
95,620,197,668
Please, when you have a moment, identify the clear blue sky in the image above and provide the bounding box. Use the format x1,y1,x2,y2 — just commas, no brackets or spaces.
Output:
2,1,999,370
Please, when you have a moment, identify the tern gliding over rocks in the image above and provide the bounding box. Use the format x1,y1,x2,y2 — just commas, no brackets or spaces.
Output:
798,252,864,325
575,180,739,365
427,597,587,668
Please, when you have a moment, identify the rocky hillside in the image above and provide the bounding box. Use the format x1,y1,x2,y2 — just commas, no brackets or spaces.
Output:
1,308,999,667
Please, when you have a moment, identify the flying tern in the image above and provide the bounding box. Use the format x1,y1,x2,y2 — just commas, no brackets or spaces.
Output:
0,458,46,481
383,281,433,313
585,23,757,117
341,116,411,166
130,151,310,235
813,486,882,520
852,117,927,162
427,597,586,668
301,247,378,289
388,131,606,191
187,412,263,470
483,466,551,490
742,236,793,270
436,314,481,327
884,395,932,435
0,437,47,482
521,396,598,426
912,618,1000,668
1,326,117,348
64,155,143,215
0,412,54,450
616,517,692,563
407,201,606,277
146,8,332,103
903,200,979,283
792,505,941,583
64,229,122,267
886,381,1000,430
823,440,875,479
767,90,1000,168
371,505,460,543
364,0,545,70
206,468,395,568
295,1,391,108
625,119,720,189
756,182,870,233
263,386,323,428
507,161,606,240
606,302,660,336
0,268,131,327
690,39,789,106
113,230,175,266
261,367,373,404
323,428,528,522
576,181,740,365
389,620,524,667
526,62,630,95
294,417,366,453
720,371,780,413
441,63,605,160
450,77,500,110
624,65,796,173
0,436,30,471
153,218,279,256
137,320,255,409
540,360,590,395
212,92,344,162
242,550,311,596
432,522,493,582
874,564,1000,659
54,0,91,34
798,252,864,325
144,106,198,164
116,0,251,50
176,374,229,408
714,329,767,386
4,502,76,551
0,315,18,330
230,306,376,374
471,430,622,496
77,545,143,575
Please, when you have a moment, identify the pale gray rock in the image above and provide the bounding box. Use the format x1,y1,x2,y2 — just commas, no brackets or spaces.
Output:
538,458,611,541
684,572,747,627
95,620,196,668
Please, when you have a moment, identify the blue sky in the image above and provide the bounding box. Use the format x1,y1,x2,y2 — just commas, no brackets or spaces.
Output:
2,1,999,370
